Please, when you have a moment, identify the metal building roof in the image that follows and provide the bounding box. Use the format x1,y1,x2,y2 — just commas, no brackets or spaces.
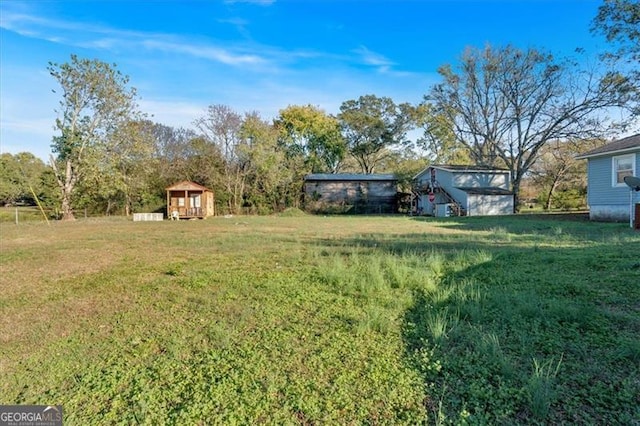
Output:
305,173,397,181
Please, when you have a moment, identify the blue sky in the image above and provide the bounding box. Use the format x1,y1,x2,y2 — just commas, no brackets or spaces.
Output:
1,0,607,161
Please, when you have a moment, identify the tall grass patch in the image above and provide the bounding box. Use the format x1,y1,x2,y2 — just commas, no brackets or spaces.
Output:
403,219,640,424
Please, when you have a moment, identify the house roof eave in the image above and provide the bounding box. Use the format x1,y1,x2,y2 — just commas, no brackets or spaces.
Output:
575,134,640,159
413,164,510,180
165,180,212,192
575,146,640,160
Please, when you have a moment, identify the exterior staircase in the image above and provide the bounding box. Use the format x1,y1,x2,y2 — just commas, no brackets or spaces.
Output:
412,179,465,216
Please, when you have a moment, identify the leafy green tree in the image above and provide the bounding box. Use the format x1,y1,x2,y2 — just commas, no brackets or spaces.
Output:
373,146,429,192
99,119,156,215
427,44,632,210
592,0,640,117
274,105,345,173
592,0,640,63
149,123,199,186
338,95,415,174
0,152,50,206
240,112,291,212
0,153,23,205
414,103,471,165
48,55,140,220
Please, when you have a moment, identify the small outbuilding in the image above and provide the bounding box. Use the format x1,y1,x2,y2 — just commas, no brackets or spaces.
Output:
413,165,514,216
166,181,215,219
304,173,398,214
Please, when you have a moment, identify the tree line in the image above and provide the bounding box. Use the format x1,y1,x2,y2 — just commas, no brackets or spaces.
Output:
2,0,638,220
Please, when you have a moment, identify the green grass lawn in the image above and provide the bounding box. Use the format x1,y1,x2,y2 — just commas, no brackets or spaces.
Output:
1,214,638,424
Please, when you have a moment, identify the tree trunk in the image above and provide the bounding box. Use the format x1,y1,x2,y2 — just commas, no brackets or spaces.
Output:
60,192,75,221
51,157,76,221
545,179,560,211
511,175,521,213
125,191,132,216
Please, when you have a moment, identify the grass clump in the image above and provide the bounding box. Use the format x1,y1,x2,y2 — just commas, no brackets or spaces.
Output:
527,355,563,419
277,207,308,217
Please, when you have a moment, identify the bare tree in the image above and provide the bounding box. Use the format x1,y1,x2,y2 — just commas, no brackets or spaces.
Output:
426,45,633,210
194,105,247,214
530,139,604,210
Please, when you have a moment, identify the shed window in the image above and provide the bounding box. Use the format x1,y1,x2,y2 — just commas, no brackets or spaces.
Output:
612,154,635,186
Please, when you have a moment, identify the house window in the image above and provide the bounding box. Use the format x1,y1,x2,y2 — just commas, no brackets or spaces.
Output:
612,154,635,186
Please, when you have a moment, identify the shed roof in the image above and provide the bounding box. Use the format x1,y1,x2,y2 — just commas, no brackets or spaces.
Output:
576,134,640,159
305,173,397,182
414,164,510,179
457,187,513,195
434,164,510,173
166,181,212,192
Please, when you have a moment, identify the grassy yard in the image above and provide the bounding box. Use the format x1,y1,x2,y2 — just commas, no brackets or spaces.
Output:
1,214,638,424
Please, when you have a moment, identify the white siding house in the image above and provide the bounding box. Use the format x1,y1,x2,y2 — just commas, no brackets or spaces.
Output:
576,134,640,222
413,165,514,216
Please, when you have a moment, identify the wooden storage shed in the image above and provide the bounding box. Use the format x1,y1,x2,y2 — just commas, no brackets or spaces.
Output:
166,181,215,219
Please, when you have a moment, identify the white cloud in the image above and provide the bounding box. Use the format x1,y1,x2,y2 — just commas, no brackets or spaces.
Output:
224,0,276,5
354,45,394,68
352,46,422,78
141,40,265,66
1,9,268,68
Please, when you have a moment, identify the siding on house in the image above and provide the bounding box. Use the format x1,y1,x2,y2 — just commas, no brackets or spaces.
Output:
467,194,514,216
452,172,509,189
586,156,633,205
586,154,640,221
577,134,640,222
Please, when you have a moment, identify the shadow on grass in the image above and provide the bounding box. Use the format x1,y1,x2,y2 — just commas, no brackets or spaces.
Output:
401,238,639,424
409,212,632,237
314,218,640,424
